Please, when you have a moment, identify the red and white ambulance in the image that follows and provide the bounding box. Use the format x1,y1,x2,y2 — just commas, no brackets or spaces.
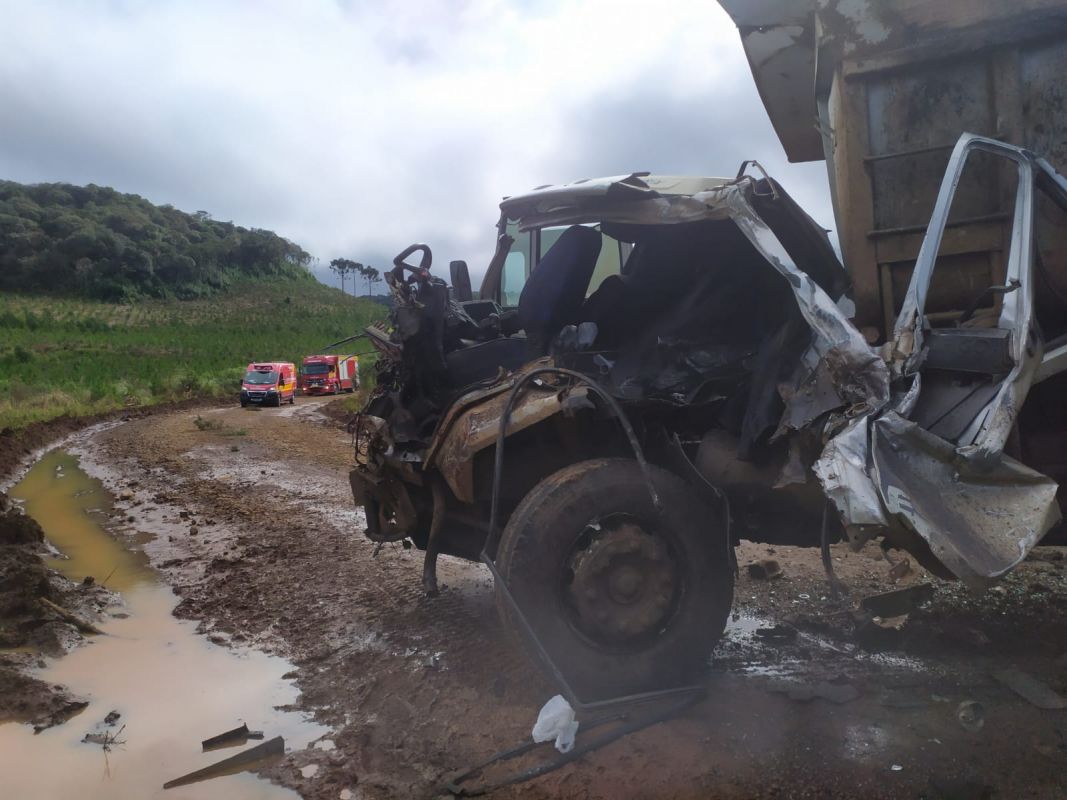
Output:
240,362,297,406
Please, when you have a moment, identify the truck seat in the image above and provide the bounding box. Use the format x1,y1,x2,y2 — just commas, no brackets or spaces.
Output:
517,225,602,357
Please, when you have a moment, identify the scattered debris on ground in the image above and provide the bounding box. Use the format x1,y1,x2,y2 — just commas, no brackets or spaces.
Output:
163,735,285,790
82,723,126,750
202,723,265,751
992,668,1067,710
859,584,935,618
956,700,985,733
746,559,783,580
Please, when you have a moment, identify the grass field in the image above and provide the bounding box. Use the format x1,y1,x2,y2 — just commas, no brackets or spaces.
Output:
0,278,385,428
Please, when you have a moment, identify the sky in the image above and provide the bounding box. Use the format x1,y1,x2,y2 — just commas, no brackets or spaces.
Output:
0,0,833,290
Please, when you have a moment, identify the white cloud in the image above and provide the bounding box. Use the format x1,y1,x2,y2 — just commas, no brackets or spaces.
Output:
0,0,833,287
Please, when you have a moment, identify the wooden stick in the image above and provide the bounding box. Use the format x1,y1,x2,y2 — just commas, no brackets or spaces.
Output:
39,597,105,636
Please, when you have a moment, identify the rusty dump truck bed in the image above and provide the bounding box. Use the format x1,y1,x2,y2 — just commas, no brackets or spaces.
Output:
720,0,1067,342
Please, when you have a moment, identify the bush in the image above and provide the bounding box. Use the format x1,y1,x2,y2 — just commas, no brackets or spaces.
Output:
77,317,110,333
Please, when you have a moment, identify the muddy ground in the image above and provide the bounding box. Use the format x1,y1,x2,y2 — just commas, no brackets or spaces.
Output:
8,398,1067,798
0,493,116,731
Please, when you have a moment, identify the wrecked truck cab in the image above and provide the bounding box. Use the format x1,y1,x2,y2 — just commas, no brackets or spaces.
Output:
349,143,1066,699
351,168,871,699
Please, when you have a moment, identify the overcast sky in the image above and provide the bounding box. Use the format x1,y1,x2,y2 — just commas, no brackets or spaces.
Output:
0,0,833,289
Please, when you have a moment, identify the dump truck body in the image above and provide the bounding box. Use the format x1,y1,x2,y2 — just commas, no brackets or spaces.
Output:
720,0,1067,557
719,0,1067,342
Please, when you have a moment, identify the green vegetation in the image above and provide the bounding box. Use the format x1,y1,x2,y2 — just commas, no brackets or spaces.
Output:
0,278,383,429
0,180,311,301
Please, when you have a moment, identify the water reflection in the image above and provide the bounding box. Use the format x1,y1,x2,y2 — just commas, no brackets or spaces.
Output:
1,450,325,800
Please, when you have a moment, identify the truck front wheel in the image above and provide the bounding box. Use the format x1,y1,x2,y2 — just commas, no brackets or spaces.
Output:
495,458,734,701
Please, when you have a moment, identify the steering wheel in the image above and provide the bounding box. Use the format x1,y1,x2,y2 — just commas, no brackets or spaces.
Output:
391,243,433,284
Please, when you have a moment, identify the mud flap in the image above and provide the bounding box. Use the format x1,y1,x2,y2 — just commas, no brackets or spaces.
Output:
871,412,1060,589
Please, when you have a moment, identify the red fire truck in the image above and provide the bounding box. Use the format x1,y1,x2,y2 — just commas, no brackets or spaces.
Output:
299,354,359,395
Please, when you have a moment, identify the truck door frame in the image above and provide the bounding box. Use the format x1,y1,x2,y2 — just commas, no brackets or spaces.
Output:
890,134,1067,458
872,133,1067,585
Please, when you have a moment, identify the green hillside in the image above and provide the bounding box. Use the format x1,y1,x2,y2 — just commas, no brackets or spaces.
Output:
0,180,311,301
0,179,385,428
0,278,383,429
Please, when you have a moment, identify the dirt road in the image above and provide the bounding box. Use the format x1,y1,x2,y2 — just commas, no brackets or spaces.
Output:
41,399,1067,798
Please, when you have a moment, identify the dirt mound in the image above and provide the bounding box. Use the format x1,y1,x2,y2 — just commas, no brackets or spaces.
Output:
0,662,87,730
0,497,110,650
0,492,114,726
0,500,54,647
0,496,44,545
0,549,52,622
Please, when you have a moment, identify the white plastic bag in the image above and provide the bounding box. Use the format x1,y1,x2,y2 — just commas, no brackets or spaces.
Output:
531,694,579,753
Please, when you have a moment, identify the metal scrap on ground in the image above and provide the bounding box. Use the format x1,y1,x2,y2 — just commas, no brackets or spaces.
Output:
860,584,935,618
992,669,1067,710
201,722,265,751
162,735,284,790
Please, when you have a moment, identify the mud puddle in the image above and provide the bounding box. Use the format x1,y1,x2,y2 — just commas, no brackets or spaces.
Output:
720,610,930,678
0,450,326,800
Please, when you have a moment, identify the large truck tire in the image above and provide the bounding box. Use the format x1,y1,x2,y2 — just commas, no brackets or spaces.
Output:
494,458,734,701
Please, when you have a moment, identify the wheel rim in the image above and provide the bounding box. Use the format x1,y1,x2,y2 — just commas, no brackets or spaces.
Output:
563,515,680,649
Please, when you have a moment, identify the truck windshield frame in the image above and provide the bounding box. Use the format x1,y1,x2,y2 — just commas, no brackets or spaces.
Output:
500,221,630,306
303,364,331,375
243,370,278,385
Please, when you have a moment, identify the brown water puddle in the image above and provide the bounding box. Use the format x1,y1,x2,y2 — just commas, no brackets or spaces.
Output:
11,450,151,591
0,450,326,799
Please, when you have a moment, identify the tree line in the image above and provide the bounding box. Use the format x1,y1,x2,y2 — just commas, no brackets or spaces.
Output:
329,258,382,295
0,180,313,301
